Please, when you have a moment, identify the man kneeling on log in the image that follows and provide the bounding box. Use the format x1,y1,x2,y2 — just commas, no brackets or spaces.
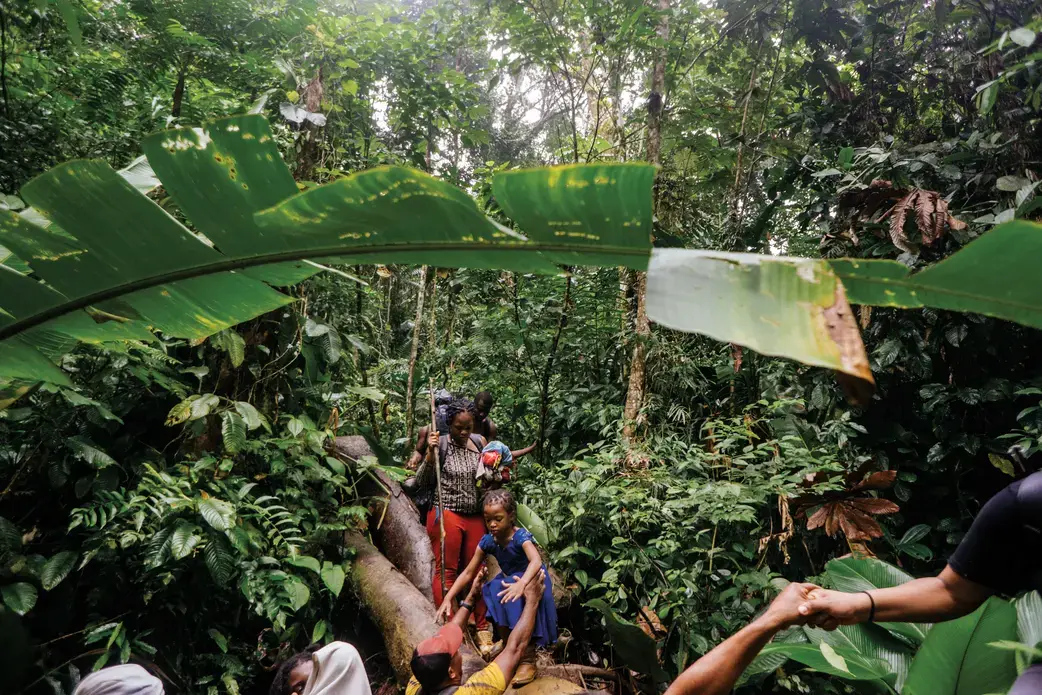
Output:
409,568,546,695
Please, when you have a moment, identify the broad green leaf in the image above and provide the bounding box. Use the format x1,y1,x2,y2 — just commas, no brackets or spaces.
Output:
975,81,998,114
1,582,38,615
1017,591,1042,648
0,116,655,386
516,503,550,547
312,619,330,643
166,397,196,426
285,576,311,611
0,338,72,385
586,599,668,682
198,497,236,532
141,119,320,287
208,628,228,653
492,163,655,269
284,555,322,575
320,562,346,597
171,521,201,560
190,394,220,420
1010,27,1036,47
903,597,1017,695
831,221,1042,330
221,411,247,454
804,623,913,690
997,176,1032,192
825,557,930,644
646,250,873,401
819,642,849,673
67,436,117,469
756,642,892,681
989,453,1015,476
234,401,267,431
53,0,82,45
40,550,77,590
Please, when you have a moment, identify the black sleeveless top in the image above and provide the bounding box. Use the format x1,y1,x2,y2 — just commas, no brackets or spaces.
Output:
949,471,1042,594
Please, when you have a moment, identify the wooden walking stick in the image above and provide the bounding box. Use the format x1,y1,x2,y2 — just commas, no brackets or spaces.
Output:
430,379,447,597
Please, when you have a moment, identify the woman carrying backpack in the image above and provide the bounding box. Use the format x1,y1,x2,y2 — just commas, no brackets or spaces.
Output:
415,398,492,650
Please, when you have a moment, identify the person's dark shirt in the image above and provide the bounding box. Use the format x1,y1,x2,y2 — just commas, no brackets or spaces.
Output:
949,471,1042,595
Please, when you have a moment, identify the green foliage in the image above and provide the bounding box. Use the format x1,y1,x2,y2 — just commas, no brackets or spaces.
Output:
753,559,1035,694
4,0,1042,693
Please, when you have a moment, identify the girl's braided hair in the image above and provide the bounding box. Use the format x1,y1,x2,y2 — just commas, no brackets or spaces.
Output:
269,644,321,695
444,398,479,427
482,487,517,518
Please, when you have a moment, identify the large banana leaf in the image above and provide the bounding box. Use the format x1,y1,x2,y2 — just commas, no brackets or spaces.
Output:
902,596,1017,695
825,557,930,644
830,220,1042,329
1017,591,1042,648
754,641,894,682
804,624,913,691
0,115,655,385
585,599,668,682
645,250,875,403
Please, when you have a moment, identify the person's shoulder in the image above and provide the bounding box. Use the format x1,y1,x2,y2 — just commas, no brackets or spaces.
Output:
458,663,507,695
406,676,421,695
479,533,497,553
513,527,535,546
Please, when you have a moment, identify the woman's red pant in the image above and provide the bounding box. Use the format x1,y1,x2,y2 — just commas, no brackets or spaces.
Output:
426,507,488,629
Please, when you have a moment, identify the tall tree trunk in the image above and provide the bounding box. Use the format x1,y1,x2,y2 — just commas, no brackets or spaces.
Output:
171,65,187,119
355,268,379,435
1,6,10,119
622,0,669,446
404,266,429,449
538,275,572,461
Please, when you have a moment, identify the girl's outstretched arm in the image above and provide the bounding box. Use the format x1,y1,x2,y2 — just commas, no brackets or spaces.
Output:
498,540,543,603
436,547,486,621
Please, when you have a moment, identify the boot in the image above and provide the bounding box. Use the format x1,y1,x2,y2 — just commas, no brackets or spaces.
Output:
476,628,495,659
510,646,537,686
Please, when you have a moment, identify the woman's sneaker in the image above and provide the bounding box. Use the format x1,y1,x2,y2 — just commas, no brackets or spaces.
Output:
476,628,495,659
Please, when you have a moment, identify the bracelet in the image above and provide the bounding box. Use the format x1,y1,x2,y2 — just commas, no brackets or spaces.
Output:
862,591,876,622
459,600,473,612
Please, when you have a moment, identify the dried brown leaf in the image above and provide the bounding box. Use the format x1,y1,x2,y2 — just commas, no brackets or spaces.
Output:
806,505,830,531
851,471,897,491
848,498,900,515
888,192,916,253
837,504,885,540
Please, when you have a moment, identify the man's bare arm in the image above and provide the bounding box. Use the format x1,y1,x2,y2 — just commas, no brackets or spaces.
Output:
406,425,430,471
510,442,537,460
493,570,545,681
665,583,818,695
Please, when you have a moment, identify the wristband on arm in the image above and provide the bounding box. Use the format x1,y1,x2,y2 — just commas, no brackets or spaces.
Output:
862,591,876,622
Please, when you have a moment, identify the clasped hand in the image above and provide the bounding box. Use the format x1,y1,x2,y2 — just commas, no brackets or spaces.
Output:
762,582,870,632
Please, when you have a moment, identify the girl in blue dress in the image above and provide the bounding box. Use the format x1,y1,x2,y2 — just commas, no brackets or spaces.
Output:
435,488,556,683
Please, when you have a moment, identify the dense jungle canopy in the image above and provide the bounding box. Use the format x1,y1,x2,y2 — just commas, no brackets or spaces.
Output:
3,0,1042,693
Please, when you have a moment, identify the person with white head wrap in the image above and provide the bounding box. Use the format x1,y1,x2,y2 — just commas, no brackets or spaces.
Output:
73,664,164,695
301,642,372,695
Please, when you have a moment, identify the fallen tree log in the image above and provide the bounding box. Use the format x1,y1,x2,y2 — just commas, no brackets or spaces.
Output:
337,436,600,692
334,435,435,602
345,530,486,683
